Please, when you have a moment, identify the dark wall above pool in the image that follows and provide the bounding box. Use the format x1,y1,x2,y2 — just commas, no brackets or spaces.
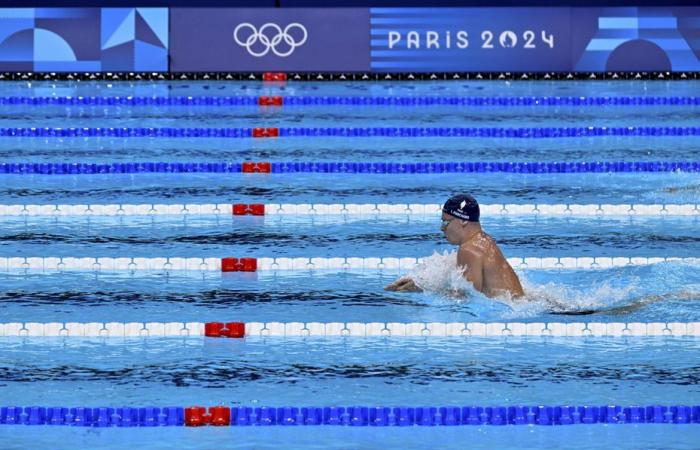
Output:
1,5,700,73
1,0,700,5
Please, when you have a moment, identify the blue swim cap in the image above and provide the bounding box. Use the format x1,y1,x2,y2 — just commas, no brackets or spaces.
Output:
443,194,480,222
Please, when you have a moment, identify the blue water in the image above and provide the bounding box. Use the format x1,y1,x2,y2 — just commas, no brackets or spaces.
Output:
0,215,698,257
0,80,699,449
1,173,699,204
4,79,697,96
1,338,700,449
2,338,699,406
3,423,700,450
1,262,699,323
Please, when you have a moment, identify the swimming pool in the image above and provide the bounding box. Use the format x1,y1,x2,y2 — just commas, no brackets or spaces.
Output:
1,79,699,449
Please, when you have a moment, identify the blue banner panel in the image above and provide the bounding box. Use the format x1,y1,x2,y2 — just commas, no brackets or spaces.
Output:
370,8,572,72
170,8,370,72
571,7,700,72
0,8,168,72
370,7,700,72
1,7,699,73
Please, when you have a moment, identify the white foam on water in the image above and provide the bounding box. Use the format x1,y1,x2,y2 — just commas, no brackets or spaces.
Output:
504,275,640,318
401,249,642,317
406,250,476,298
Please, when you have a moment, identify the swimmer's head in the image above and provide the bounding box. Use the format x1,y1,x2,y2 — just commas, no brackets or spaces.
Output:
441,194,481,245
442,194,480,222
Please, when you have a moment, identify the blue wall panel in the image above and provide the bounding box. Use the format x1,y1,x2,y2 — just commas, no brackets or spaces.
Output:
1,6,699,72
0,8,168,71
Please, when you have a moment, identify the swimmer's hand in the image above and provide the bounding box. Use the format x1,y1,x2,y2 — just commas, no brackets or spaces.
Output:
385,276,423,293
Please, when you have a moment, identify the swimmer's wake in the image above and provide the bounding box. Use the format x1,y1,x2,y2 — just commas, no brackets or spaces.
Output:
402,250,698,316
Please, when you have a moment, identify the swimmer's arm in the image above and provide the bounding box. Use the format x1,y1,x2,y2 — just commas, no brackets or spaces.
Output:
457,249,484,294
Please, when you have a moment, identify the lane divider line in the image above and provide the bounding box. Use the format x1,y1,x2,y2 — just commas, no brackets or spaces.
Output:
0,256,697,272
2,95,699,107
0,203,697,217
1,321,698,337
1,404,698,426
1,161,698,174
1,127,700,139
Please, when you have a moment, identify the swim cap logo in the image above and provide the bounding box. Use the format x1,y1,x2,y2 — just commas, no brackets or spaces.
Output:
460,200,467,209
233,23,308,57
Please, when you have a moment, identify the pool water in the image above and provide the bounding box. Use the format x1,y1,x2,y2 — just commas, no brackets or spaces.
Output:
0,79,699,449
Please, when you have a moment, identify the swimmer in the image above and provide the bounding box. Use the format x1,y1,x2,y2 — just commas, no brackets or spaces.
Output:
385,193,525,299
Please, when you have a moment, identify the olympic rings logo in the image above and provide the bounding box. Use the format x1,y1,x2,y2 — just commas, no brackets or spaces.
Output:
233,22,308,57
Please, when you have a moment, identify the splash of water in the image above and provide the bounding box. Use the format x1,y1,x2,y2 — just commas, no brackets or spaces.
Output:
407,250,476,298
406,249,640,317
506,275,639,318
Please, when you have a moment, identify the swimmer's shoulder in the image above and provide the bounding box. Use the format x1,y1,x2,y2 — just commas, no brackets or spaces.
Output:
457,243,485,267
461,233,497,255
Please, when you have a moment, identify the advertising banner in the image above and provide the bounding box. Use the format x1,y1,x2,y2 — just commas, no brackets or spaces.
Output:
370,7,700,72
1,7,699,73
370,8,571,72
170,8,370,72
0,8,168,72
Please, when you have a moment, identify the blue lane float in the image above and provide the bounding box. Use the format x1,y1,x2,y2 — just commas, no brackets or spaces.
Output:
0,405,698,426
1,96,700,107
0,406,184,426
1,126,700,139
0,162,244,174
0,161,697,175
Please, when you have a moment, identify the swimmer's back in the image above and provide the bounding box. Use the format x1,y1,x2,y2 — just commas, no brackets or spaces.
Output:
458,231,524,299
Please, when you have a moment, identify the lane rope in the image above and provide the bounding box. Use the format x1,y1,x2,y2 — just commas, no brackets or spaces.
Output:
1,161,698,174
0,404,698,426
0,256,697,272
1,203,697,217
1,127,700,139
2,95,699,107
1,321,698,337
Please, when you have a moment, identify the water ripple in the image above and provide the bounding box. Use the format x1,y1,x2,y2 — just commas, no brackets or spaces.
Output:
1,362,697,387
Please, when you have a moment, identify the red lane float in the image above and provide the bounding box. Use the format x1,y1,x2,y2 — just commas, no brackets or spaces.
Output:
258,96,284,106
185,406,231,426
184,406,210,426
205,322,246,338
221,257,257,272
251,127,279,138
262,72,287,82
241,162,271,173
209,406,231,426
232,204,265,215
